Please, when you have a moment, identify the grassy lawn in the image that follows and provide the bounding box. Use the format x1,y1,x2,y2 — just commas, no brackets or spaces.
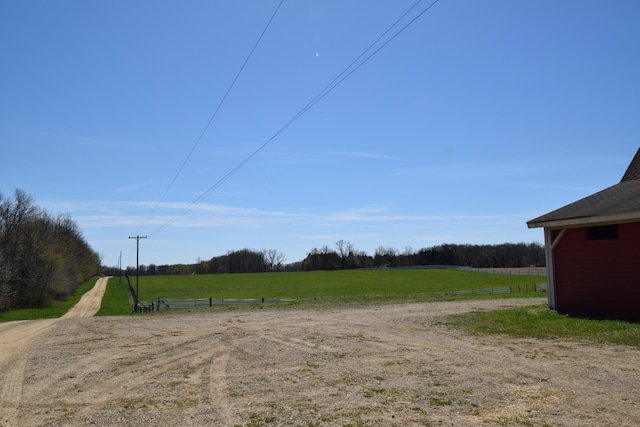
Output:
96,276,133,316
0,277,99,322
135,269,545,301
444,303,640,348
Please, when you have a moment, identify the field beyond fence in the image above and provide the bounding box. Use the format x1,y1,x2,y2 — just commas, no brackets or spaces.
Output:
130,268,547,312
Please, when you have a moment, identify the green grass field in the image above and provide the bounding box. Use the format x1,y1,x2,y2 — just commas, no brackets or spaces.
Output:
134,269,545,301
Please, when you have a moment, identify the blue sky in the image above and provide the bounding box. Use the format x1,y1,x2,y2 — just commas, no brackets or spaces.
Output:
1,1,639,268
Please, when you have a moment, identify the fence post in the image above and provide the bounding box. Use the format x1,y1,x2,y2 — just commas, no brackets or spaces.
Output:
209,297,212,307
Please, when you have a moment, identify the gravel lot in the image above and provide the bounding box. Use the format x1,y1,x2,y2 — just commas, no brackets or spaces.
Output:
1,278,639,426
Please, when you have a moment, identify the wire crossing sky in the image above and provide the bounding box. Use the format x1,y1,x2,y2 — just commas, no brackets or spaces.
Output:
139,0,286,233
1,1,639,267
147,0,441,237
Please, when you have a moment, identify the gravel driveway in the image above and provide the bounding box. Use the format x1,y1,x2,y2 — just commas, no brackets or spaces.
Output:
0,281,638,426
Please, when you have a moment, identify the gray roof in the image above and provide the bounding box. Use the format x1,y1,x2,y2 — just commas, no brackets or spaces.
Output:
621,148,640,181
527,148,640,229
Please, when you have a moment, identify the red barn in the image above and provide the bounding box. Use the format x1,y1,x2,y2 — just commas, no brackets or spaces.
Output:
527,148,640,320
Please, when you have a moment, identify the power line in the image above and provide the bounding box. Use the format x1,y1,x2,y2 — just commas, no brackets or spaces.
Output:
137,0,285,232
287,0,428,128
148,0,441,237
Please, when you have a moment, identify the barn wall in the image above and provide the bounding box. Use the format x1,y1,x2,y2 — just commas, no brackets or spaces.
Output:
552,222,640,320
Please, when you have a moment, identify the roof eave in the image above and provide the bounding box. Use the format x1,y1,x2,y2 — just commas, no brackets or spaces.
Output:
527,210,640,229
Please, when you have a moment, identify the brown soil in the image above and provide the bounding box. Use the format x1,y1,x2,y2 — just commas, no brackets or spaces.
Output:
1,278,639,426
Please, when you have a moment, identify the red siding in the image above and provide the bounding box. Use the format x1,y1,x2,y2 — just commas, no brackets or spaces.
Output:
552,222,640,320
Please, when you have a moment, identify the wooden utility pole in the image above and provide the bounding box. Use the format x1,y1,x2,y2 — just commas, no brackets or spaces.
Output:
128,235,147,303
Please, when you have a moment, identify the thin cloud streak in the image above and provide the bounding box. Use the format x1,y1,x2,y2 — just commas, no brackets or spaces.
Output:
62,199,536,234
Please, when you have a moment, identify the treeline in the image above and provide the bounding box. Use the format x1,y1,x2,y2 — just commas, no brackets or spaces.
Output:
108,248,288,276
0,189,101,310
113,240,544,276
300,241,545,270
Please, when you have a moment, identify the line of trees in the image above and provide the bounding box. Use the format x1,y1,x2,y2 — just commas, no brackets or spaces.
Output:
0,189,101,310
107,248,288,277
301,240,545,271
113,240,544,277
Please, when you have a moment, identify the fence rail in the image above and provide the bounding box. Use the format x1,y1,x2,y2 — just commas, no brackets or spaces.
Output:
467,267,547,276
136,284,546,312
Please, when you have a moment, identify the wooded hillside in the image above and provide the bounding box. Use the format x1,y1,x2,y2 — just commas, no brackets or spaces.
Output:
0,189,101,310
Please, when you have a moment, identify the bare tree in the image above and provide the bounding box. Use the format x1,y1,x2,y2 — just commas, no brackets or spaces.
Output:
274,251,286,272
264,248,277,272
264,249,286,272
336,240,355,268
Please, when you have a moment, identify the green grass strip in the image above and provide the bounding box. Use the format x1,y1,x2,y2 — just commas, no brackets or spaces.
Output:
96,276,133,316
443,304,640,348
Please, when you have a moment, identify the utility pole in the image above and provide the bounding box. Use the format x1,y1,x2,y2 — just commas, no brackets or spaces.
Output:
128,235,147,304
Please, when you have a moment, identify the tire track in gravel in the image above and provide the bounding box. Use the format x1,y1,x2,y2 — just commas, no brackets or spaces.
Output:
61,322,260,426
262,332,338,355
208,345,234,425
199,324,265,426
0,277,109,426
0,319,57,426
57,333,225,407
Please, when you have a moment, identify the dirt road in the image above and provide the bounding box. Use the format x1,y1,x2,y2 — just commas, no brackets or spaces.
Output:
61,275,109,319
0,276,109,426
1,280,639,426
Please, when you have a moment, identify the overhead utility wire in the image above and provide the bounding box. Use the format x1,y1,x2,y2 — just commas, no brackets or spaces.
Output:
137,0,285,232
148,0,441,237
286,0,426,129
